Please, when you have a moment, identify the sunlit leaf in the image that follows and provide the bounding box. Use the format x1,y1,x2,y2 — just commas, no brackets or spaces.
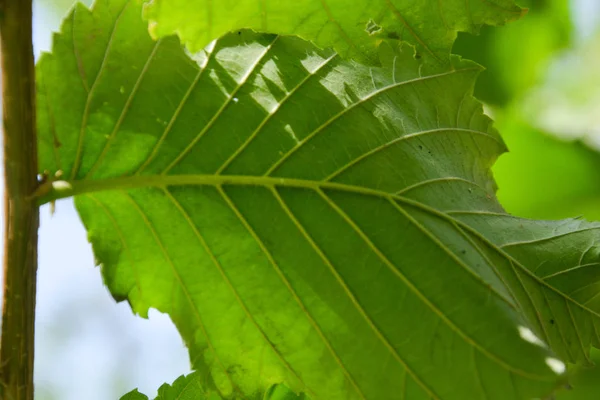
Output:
121,389,150,400
120,374,304,400
120,372,221,399
143,0,525,64
37,1,600,399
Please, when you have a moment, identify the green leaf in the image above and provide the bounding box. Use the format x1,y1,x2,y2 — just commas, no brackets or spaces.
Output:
156,373,219,400
493,115,600,221
142,0,525,64
490,29,600,223
120,372,223,399
121,388,150,400
37,1,600,399
453,0,572,105
556,349,600,400
263,384,307,400
120,375,303,400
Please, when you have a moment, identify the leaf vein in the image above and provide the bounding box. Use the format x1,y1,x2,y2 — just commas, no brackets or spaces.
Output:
122,190,240,395
541,289,574,361
321,190,550,380
162,187,315,398
395,177,489,196
264,67,480,176
216,52,338,175
70,0,130,180
273,186,439,400
48,174,600,327
541,262,600,281
384,0,439,61
500,227,600,249
135,45,216,175
71,7,89,94
85,194,143,299
218,185,368,400
85,40,163,178
325,128,501,182
162,36,280,175
566,300,591,363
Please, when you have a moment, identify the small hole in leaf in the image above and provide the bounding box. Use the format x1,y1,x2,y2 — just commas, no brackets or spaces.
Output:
365,19,382,35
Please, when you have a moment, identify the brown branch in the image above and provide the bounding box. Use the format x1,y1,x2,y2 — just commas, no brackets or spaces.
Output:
0,0,39,399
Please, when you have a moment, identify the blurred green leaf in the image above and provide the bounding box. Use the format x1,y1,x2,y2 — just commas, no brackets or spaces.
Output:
494,113,600,220
453,0,572,105
521,31,600,145
490,27,600,222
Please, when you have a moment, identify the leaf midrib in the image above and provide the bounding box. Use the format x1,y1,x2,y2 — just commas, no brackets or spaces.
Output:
42,172,586,380
46,172,518,317
44,173,600,323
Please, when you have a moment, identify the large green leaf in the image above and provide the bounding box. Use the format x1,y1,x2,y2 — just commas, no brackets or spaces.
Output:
120,374,303,400
142,0,525,64
120,372,221,399
37,1,600,399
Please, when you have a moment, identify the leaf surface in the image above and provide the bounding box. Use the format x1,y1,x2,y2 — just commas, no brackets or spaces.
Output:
142,0,525,64
120,372,221,399
120,374,302,400
121,389,151,400
37,1,600,399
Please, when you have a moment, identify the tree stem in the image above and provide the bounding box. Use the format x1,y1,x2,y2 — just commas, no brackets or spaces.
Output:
0,0,39,399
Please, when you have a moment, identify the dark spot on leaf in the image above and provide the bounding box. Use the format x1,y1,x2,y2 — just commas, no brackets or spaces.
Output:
418,145,423,150
461,250,466,255
550,319,555,324
387,31,400,40
237,31,242,35
415,53,422,60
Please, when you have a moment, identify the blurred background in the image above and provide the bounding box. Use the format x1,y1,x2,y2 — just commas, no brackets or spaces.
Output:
1,0,599,398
